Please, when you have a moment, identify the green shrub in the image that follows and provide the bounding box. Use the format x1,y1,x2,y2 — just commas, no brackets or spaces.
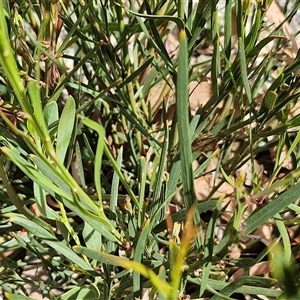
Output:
1,0,300,299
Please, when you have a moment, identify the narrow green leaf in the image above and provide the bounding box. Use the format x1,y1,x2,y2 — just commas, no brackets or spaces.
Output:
238,37,252,104
133,219,151,297
210,276,277,300
74,140,86,187
2,147,119,242
79,115,140,210
33,181,59,219
83,221,102,251
274,213,291,263
56,96,76,163
188,276,280,297
0,156,56,230
0,0,29,113
56,287,97,300
150,117,168,222
152,200,217,234
177,28,196,210
245,181,300,234
11,216,94,271
44,101,59,129
138,156,146,227
110,148,123,226
200,198,223,296
74,246,173,298
27,80,49,140
264,91,278,110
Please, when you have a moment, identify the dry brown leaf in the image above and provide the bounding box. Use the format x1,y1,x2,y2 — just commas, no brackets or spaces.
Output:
288,226,300,244
192,159,200,172
236,158,264,187
252,224,274,242
220,196,236,223
230,261,270,281
46,194,60,208
147,80,174,112
229,244,242,260
194,175,234,201
165,27,179,57
189,80,213,114
266,1,298,57
29,202,42,217
147,79,212,122
289,100,300,119
173,173,234,205
71,153,82,185
0,231,27,260
279,47,297,66
269,144,293,170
